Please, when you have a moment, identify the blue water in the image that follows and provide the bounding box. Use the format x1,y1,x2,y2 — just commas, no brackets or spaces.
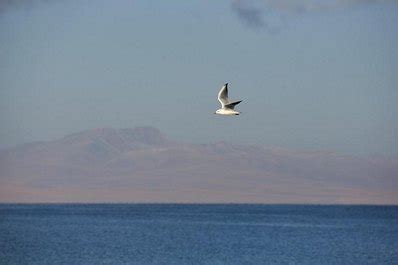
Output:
1,204,397,264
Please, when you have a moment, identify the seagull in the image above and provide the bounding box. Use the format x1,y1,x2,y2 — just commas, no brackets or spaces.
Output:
214,83,242,115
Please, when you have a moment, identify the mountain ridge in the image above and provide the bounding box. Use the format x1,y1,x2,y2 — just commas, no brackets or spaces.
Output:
0,126,397,204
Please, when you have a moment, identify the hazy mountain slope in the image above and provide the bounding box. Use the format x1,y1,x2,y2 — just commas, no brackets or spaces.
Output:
0,127,397,203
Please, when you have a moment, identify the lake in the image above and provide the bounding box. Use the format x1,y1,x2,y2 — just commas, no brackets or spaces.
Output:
1,204,397,264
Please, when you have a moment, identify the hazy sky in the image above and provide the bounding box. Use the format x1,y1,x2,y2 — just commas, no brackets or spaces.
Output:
1,0,397,155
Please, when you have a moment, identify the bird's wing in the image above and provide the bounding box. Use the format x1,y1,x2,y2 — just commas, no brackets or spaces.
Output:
217,83,229,107
224,100,242,110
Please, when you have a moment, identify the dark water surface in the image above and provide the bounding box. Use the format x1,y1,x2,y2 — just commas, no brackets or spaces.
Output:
1,204,397,264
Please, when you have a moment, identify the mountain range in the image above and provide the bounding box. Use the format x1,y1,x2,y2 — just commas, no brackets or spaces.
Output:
0,126,397,204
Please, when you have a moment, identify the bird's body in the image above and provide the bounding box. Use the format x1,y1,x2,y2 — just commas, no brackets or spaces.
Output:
215,83,242,115
215,108,240,115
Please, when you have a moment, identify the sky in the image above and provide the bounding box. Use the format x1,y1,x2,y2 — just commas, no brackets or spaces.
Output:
0,0,397,155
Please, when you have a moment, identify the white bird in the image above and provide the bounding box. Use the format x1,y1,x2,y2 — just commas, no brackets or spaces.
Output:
214,83,242,115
